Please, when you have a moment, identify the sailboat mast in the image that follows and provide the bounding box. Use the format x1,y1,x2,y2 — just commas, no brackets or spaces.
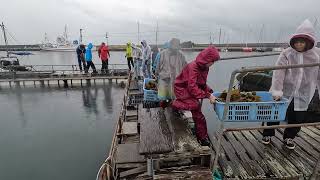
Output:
79,29,83,44
218,28,222,45
1,22,9,57
155,21,159,47
137,21,140,45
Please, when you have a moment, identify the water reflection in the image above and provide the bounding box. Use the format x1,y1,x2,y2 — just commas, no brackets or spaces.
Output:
82,87,99,116
102,83,113,113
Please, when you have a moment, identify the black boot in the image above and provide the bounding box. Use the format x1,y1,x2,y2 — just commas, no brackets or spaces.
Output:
199,138,211,146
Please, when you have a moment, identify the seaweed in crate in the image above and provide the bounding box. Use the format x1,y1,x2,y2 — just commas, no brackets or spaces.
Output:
145,80,157,90
218,89,261,102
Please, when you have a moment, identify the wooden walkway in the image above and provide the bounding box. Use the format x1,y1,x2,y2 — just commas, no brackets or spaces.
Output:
0,72,128,88
213,127,320,179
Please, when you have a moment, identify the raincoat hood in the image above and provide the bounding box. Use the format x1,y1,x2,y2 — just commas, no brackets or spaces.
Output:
141,40,147,47
289,19,316,51
195,46,220,67
87,43,93,50
126,42,131,46
169,38,181,50
163,42,170,49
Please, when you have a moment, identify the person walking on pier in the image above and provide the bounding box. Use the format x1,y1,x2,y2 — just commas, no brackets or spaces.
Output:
155,38,187,106
261,19,320,150
132,44,143,79
141,40,152,78
125,42,134,71
85,43,97,74
98,42,110,74
172,46,220,146
76,44,86,72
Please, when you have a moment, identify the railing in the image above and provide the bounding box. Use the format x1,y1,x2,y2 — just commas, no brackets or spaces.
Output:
211,62,320,179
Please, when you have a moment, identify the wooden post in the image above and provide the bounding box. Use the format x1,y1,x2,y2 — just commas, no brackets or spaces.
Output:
15,81,20,88
9,81,12,88
71,79,73,87
63,80,68,88
116,79,118,84
86,79,91,87
40,80,45,88
58,80,60,87
80,79,83,87
23,81,25,87
33,81,36,88
47,80,50,87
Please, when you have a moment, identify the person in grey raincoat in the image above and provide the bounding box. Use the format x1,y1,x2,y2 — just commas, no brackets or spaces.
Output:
141,40,152,78
262,19,320,149
132,43,143,79
155,38,187,103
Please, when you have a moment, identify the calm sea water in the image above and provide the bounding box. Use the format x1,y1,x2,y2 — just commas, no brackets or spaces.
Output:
0,50,278,180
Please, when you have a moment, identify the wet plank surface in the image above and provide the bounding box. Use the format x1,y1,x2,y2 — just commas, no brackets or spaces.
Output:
213,126,320,179
122,122,138,135
115,143,145,164
139,107,174,154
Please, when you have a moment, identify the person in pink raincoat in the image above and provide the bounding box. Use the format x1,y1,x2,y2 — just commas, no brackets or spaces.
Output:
172,46,220,146
262,19,320,150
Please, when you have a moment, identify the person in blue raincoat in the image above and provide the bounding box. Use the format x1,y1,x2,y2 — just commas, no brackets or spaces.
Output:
85,43,97,73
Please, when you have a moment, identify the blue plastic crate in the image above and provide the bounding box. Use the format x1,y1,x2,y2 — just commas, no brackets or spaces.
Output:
213,91,289,122
143,78,159,102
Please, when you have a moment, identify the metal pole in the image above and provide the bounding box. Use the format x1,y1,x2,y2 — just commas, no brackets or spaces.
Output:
211,71,237,171
1,22,9,57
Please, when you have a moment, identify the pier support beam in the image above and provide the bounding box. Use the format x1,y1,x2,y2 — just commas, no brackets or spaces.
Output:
63,80,68,88
40,80,45,88
86,79,91,87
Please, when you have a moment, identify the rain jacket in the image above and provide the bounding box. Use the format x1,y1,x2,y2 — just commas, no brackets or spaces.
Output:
76,45,86,61
132,45,142,60
153,42,170,73
85,43,94,62
141,40,152,62
126,42,133,58
172,46,220,110
155,38,187,100
100,45,110,61
270,19,320,111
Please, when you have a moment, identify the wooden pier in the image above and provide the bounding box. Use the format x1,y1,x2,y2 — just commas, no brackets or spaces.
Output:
0,69,128,88
99,76,320,180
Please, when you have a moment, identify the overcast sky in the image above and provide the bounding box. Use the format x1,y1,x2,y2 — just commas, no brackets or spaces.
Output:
0,0,319,45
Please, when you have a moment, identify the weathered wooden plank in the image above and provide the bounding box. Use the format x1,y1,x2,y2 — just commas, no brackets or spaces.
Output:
301,127,320,144
278,128,320,153
241,131,277,178
126,109,138,117
306,126,320,136
271,130,313,176
117,163,146,169
119,165,147,178
115,143,145,164
211,134,236,178
153,165,212,180
233,131,261,160
221,137,251,179
139,107,173,154
163,108,203,153
122,122,138,135
232,131,266,178
250,130,292,179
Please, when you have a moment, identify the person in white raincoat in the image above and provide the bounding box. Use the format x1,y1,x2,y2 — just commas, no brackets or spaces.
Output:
155,38,187,104
141,40,152,78
132,44,143,79
262,19,320,150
